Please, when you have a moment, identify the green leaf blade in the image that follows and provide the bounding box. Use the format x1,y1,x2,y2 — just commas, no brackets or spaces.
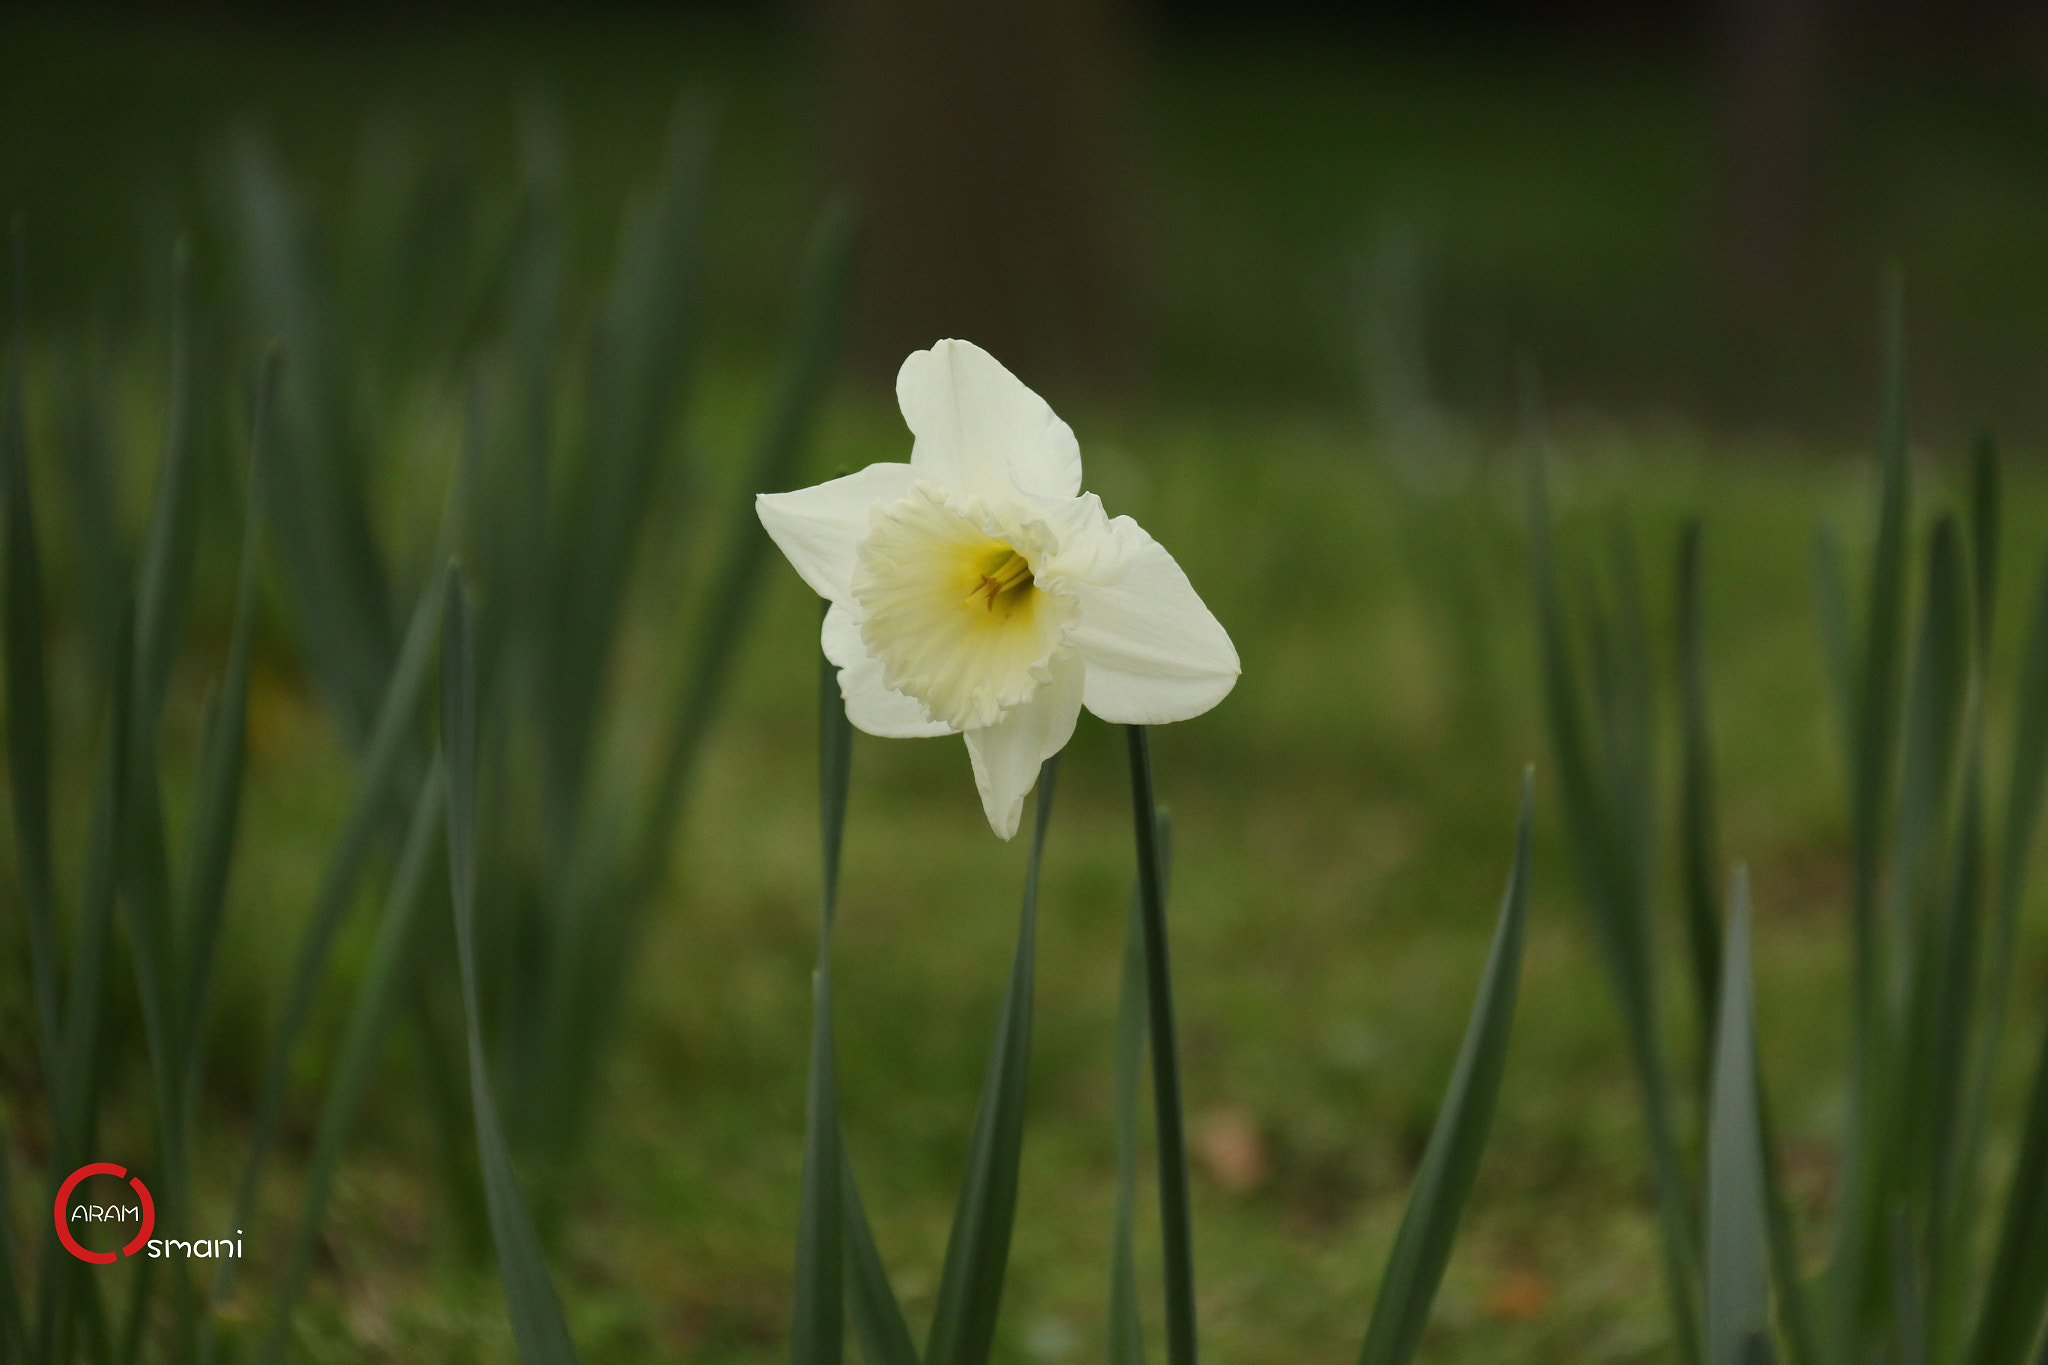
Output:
1126,726,1199,1365
444,569,582,1365
1828,279,1917,1355
1971,430,2000,659
1357,773,1532,1365
1677,520,1723,1051
1524,392,1702,1365
0,1122,24,1358
213,548,450,1325
131,240,202,740
791,642,852,1365
39,619,133,1363
1847,273,1913,1003
637,200,859,869
1964,954,2048,1365
229,133,394,745
532,201,861,1171
924,759,1058,1365
1705,867,1772,1365
178,349,276,1107
537,105,711,811
844,1159,919,1365
1984,546,2048,1065
259,768,447,1365
5,222,60,1085
1108,825,1160,1365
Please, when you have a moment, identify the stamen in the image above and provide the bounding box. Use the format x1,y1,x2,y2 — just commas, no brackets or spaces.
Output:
965,549,1035,610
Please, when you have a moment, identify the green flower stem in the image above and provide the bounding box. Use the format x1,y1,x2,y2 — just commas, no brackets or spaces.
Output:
1127,725,1198,1365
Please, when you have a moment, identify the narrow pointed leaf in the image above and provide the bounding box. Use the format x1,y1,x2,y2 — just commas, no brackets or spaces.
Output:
791,643,852,1365
213,547,450,1325
39,624,131,1363
260,767,447,1365
0,1117,24,1358
1965,981,2048,1365
1108,821,1163,1365
844,1157,920,1365
796,609,918,1365
1127,725,1200,1365
1676,520,1723,1060
1927,753,1987,1341
1880,524,1967,1340
1948,538,2048,1365
1679,527,1817,1364
444,570,582,1365
62,624,131,1147
230,133,393,744
1756,1085,1818,1365
1981,547,2048,1086
1522,385,1601,913
924,759,1058,1365
132,240,202,739
116,250,220,1271
639,200,859,863
1937,439,2001,1309
538,201,860,1168
54,331,132,687
112,715,184,1345
1601,519,1657,912
408,975,489,1260
179,349,275,1101
1705,867,1772,1365
1971,430,1999,660
117,1240,161,1365
78,1277,114,1365
1848,275,1912,995
1893,521,1966,948
1524,389,1702,1365
538,104,710,811
1357,774,1531,1365
4,223,59,1083
1829,279,1916,1353
1894,1211,1929,1365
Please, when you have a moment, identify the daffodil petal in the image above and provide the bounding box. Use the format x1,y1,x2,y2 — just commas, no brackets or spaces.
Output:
823,603,954,739
756,462,920,601
1035,496,1145,587
897,339,1082,502
964,649,1083,839
1071,536,1239,725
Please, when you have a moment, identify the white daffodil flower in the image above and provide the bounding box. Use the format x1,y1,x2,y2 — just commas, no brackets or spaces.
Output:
757,339,1239,840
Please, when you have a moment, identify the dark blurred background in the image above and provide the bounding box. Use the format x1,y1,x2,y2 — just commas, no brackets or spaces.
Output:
9,0,2048,439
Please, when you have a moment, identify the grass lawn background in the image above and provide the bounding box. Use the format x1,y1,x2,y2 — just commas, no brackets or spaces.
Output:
4,7,2048,1362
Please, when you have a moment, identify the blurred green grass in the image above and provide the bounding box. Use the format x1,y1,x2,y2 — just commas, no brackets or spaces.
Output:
126,386,2041,1363
7,6,2048,1363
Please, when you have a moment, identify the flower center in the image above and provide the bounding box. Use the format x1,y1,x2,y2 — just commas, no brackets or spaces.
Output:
964,549,1035,613
852,483,1076,730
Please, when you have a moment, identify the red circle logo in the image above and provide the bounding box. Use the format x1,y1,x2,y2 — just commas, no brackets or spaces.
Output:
53,1163,154,1264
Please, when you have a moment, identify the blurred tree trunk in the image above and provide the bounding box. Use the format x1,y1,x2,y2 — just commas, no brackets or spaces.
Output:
819,0,1144,388
1713,0,1839,329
